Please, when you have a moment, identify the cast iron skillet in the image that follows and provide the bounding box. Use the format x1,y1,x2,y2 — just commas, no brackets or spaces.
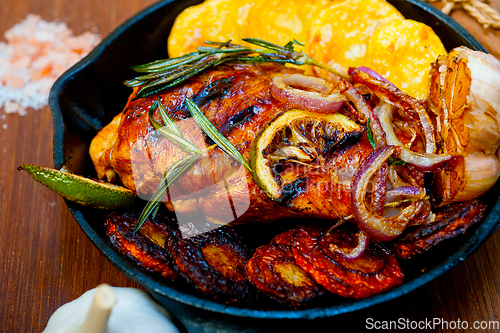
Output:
49,0,500,332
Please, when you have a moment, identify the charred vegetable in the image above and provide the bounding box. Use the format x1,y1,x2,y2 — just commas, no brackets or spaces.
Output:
391,199,486,260
291,222,404,299
104,212,178,280
167,224,256,303
247,243,325,307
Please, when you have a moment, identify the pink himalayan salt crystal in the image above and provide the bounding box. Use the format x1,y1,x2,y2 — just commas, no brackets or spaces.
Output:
0,14,101,115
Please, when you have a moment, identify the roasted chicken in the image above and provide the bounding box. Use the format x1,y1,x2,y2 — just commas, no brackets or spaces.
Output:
90,63,373,225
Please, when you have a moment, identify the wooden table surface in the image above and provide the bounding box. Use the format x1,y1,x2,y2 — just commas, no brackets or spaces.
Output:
2,1,500,332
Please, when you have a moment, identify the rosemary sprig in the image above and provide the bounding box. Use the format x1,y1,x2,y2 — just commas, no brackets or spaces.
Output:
366,118,377,151
185,98,252,171
148,99,204,155
134,154,200,232
135,98,251,231
125,38,348,99
135,101,204,231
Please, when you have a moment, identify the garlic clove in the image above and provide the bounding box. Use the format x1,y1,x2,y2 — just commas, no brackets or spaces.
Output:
433,153,500,206
453,153,500,203
43,285,180,333
457,47,500,155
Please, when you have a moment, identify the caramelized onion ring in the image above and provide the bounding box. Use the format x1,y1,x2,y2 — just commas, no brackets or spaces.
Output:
329,228,369,259
271,74,346,113
351,68,436,154
352,145,426,241
349,66,395,87
344,85,387,148
377,103,452,170
385,186,426,203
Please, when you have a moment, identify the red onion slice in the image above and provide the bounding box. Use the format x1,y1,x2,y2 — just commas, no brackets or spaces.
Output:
344,85,387,148
328,229,369,260
351,145,426,241
271,74,346,113
371,162,388,214
385,186,426,203
350,68,437,155
377,102,452,170
349,66,395,87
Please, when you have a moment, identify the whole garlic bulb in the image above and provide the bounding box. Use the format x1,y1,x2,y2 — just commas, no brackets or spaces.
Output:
428,47,500,205
42,284,180,333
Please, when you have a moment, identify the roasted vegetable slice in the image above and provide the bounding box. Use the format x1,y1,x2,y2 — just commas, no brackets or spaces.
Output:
167,225,255,303
104,212,178,280
291,223,403,299
246,243,324,307
251,109,363,201
391,199,486,260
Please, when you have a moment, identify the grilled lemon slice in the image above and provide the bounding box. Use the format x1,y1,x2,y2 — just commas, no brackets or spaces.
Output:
19,164,136,210
250,109,363,201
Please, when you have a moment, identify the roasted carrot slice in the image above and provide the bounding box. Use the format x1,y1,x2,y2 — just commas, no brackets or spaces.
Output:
391,199,486,260
291,223,403,299
104,211,178,281
167,226,255,303
247,243,324,307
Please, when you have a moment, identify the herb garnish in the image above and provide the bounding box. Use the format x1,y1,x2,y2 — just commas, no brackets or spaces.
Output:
125,38,348,99
134,98,251,231
366,119,407,166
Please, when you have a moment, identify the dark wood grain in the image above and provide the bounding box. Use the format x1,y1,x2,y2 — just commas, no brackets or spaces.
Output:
1,1,500,332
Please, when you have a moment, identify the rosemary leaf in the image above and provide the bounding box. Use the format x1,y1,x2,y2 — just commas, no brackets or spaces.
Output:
156,98,182,136
134,154,200,232
148,100,204,155
366,118,376,150
196,46,251,54
131,53,205,73
150,201,161,219
185,98,252,171
135,54,224,98
242,38,292,52
127,38,349,99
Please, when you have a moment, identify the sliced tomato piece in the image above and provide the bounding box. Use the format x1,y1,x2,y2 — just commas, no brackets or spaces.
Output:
291,223,403,299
